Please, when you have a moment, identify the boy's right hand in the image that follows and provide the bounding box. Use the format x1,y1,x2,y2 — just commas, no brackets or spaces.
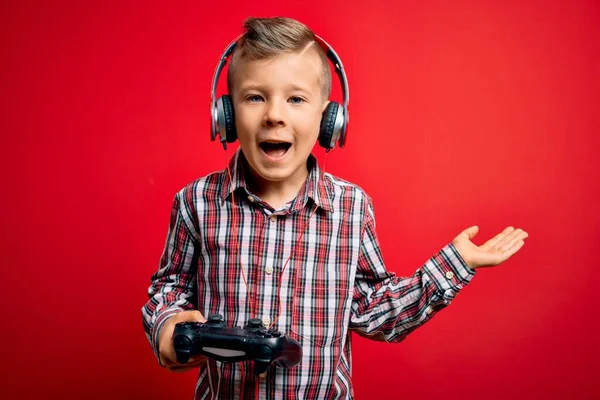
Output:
158,310,207,372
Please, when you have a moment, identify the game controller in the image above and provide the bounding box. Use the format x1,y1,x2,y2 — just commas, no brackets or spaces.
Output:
172,314,303,375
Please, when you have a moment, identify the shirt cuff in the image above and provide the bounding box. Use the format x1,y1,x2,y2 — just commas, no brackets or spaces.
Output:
422,243,475,306
151,307,183,367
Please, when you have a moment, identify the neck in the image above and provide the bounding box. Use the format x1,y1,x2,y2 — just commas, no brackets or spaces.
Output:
245,162,310,211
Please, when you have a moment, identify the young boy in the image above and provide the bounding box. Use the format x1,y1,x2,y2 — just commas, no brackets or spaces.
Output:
142,17,528,400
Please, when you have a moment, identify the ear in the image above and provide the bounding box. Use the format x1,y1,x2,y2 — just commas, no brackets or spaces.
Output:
321,100,330,113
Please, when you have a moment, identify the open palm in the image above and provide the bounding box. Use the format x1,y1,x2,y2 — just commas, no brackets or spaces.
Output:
451,226,529,269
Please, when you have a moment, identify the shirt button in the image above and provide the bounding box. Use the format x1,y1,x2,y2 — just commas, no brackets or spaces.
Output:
425,306,434,315
247,196,255,203
262,316,271,327
445,271,455,280
265,265,273,275
259,371,267,379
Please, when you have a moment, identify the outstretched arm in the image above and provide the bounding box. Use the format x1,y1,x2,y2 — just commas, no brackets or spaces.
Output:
350,197,528,342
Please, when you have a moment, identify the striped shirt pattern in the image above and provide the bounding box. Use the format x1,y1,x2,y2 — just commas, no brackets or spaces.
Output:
142,149,475,399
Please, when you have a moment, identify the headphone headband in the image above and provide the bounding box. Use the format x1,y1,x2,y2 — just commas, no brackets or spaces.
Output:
210,33,349,149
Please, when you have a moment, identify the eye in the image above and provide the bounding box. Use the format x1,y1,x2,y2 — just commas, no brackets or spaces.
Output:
245,95,264,103
289,96,305,104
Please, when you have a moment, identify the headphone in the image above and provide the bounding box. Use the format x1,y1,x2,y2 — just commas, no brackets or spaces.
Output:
210,34,350,152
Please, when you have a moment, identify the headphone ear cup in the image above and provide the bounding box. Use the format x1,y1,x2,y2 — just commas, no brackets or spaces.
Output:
319,102,341,150
221,94,237,143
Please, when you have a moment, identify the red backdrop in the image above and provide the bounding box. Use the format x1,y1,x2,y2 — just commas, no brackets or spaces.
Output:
1,1,598,399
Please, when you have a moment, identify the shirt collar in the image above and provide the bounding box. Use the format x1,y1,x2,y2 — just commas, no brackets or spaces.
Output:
220,148,334,213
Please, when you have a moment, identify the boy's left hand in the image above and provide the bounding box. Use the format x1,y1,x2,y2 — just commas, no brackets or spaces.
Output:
451,226,529,270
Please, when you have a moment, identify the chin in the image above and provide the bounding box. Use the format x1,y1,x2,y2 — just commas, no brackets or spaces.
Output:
253,165,295,182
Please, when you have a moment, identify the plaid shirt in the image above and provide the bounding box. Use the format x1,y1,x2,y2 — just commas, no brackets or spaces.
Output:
142,149,475,399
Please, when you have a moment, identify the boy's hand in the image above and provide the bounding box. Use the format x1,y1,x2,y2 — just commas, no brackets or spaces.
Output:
158,310,207,372
451,226,529,270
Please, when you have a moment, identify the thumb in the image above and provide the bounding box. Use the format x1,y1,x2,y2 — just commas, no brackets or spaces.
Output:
178,310,207,323
191,310,207,323
461,225,479,240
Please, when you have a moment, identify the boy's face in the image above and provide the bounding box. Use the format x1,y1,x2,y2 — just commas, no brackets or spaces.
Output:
231,48,328,188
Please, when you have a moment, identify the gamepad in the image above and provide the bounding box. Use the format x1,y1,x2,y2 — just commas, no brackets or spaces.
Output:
172,314,303,375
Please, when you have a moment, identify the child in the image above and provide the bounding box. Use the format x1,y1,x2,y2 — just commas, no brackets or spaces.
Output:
141,16,528,400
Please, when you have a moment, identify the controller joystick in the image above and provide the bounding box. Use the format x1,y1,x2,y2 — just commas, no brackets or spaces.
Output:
245,318,263,329
207,314,225,326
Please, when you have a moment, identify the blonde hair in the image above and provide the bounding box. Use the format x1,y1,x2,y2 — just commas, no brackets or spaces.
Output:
226,17,332,100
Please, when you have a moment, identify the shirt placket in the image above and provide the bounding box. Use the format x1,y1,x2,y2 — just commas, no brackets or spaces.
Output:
254,207,296,396
259,210,278,329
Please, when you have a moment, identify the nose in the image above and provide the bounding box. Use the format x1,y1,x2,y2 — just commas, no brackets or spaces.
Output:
263,98,287,127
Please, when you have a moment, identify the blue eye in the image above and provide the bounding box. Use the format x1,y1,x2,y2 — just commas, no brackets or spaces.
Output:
246,95,263,102
289,96,305,104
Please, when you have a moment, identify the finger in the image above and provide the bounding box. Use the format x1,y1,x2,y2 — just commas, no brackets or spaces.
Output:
191,310,207,323
460,225,479,239
498,229,523,251
159,345,183,367
168,364,200,373
188,355,208,364
502,230,530,250
520,230,529,240
162,355,205,368
176,310,207,323
160,355,177,368
181,358,207,367
494,228,522,249
162,351,207,366
483,226,514,249
500,239,525,258
167,357,207,372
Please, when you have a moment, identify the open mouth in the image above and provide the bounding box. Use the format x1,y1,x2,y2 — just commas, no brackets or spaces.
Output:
259,141,292,158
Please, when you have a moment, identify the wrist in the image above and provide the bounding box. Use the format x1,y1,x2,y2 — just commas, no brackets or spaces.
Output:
452,241,475,270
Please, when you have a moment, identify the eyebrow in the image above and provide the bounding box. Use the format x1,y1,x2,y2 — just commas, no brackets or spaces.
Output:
287,84,313,94
238,83,315,95
238,84,263,92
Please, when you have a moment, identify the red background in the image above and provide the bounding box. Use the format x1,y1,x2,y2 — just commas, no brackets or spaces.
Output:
1,1,599,399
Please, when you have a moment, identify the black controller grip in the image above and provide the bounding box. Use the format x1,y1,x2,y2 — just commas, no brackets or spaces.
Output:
172,314,302,375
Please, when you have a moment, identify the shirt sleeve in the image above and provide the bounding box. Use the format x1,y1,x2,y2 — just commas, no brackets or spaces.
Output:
349,195,476,342
141,189,200,365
